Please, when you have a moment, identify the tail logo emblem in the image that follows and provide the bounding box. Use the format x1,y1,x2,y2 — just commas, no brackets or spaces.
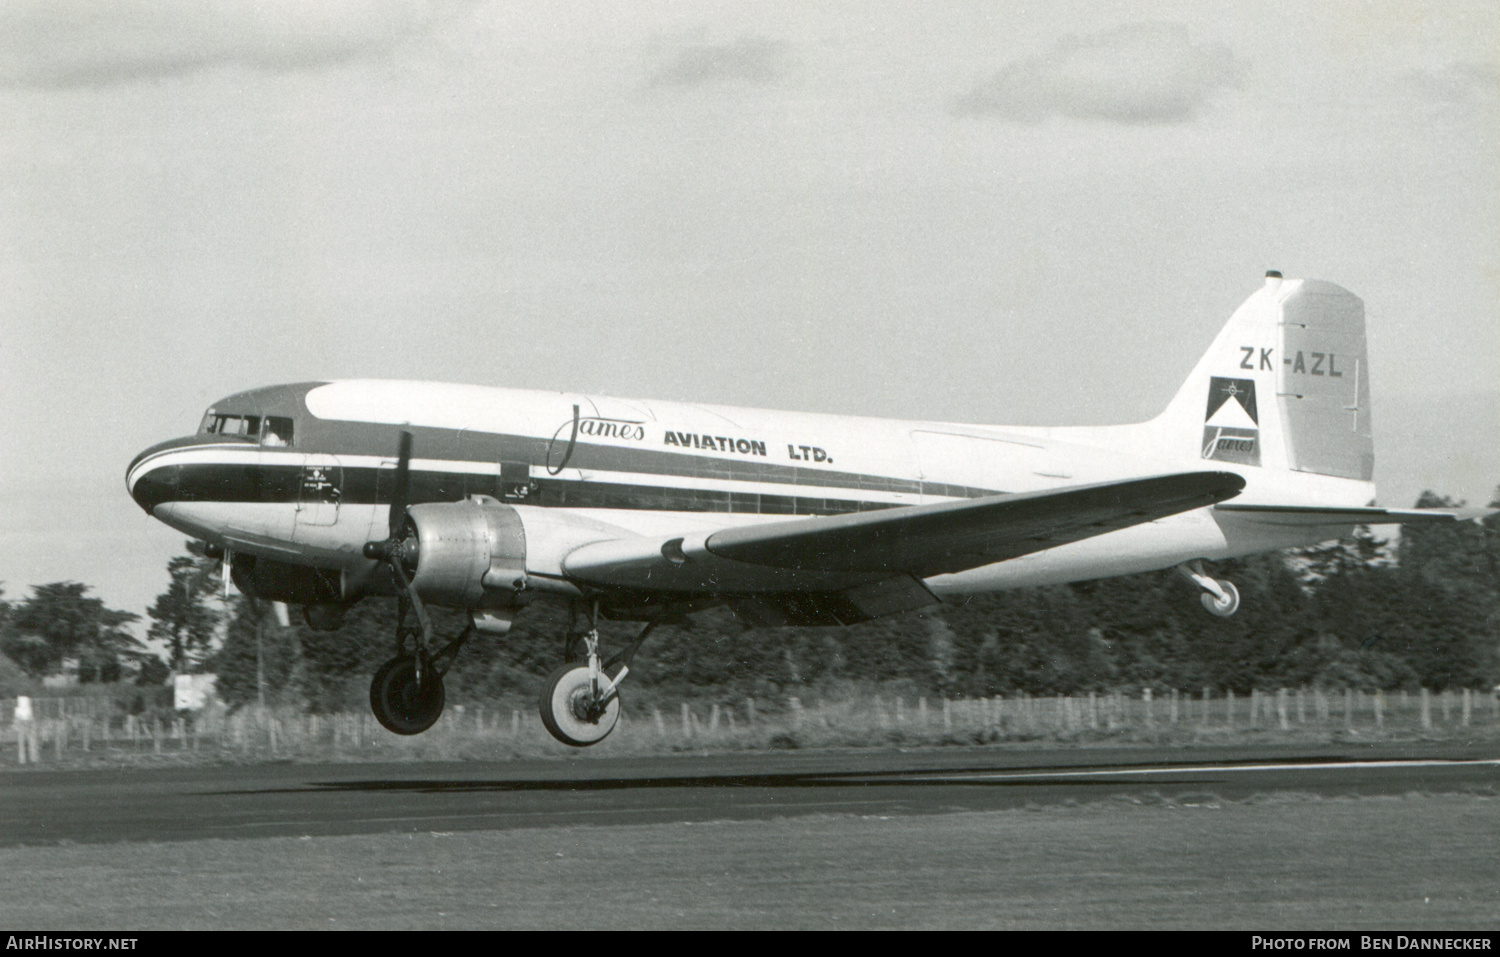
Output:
1202,377,1259,465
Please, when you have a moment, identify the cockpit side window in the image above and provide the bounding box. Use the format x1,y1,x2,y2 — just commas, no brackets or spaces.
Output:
261,416,294,447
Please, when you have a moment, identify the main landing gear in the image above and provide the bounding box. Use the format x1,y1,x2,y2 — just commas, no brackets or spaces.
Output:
369,590,473,735
1177,560,1240,618
362,429,475,734
539,604,658,747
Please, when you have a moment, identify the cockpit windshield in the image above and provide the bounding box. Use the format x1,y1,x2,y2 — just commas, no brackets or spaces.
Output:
200,412,294,446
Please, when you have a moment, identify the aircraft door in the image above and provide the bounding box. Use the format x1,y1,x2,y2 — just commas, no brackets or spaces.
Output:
296,454,343,527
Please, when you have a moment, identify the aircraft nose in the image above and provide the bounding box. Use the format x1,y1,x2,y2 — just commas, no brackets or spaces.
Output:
126,440,183,515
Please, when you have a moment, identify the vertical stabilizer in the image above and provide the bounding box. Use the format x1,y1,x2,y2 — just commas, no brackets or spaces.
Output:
1152,273,1372,480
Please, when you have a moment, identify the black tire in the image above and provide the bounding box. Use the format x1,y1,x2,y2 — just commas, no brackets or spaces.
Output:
538,663,620,747
369,656,445,735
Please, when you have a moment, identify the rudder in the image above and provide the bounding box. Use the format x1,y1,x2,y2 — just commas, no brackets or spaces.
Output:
1153,273,1372,480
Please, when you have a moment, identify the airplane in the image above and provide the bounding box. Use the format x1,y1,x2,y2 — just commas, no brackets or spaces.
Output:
126,272,1478,746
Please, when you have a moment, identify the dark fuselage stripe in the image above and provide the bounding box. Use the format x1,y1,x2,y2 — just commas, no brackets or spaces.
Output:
132,462,909,517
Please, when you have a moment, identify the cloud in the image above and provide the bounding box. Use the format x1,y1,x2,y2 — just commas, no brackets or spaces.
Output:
1402,62,1498,118
0,0,460,89
955,22,1237,124
647,36,794,89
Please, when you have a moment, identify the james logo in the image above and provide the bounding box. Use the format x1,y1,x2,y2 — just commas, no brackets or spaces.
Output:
1202,376,1259,466
547,405,646,474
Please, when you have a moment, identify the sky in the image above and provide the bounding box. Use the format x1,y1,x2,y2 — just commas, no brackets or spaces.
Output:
1,0,1496,630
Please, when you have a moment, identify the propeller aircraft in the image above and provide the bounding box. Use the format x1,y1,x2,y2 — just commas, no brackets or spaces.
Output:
127,274,1475,745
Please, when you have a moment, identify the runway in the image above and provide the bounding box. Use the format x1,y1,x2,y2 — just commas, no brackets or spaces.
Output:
2,741,1497,846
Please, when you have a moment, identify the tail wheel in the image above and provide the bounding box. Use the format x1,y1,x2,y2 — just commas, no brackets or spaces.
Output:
539,663,620,747
370,655,445,735
1200,579,1241,618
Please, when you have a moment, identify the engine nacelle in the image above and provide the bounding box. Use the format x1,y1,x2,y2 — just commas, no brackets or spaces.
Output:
405,497,528,609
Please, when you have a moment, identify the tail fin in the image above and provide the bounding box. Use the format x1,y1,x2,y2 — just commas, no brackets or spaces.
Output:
1153,273,1373,480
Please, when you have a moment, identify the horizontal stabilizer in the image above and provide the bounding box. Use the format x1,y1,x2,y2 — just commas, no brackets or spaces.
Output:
1215,504,1493,526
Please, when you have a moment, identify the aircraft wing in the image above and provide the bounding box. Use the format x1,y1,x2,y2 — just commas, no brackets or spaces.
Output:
562,471,1246,596
1214,504,1494,526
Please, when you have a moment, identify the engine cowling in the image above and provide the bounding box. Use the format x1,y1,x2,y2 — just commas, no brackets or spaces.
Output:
403,498,528,609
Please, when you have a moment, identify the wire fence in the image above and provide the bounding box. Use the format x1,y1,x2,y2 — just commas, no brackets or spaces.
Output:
5,685,1498,766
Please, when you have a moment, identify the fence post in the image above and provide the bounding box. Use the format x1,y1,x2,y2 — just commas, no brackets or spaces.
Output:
918,697,928,729
709,703,720,733
652,707,665,736
1462,688,1471,727
1344,688,1353,731
1421,688,1432,730
942,697,952,732
1278,688,1289,731
15,698,32,764
747,697,757,728
1374,692,1384,730
1441,690,1451,725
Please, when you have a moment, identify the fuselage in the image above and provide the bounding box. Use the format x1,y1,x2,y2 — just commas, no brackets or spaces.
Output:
127,377,1373,609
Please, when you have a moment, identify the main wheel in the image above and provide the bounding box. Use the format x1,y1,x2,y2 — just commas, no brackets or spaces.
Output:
369,655,445,735
539,663,620,747
1200,579,1240,618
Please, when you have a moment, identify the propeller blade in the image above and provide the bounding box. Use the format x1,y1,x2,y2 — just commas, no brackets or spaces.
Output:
388,429,413,539
390,558,435,650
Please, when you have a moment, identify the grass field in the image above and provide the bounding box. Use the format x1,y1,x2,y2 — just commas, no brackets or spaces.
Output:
3,791,1496,930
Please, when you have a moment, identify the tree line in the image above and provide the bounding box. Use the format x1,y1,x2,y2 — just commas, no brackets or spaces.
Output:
2,490,1496,710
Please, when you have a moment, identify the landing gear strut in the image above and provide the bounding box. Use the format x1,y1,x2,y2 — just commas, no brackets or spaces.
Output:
539,604,658,747
1177,560,1240,618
